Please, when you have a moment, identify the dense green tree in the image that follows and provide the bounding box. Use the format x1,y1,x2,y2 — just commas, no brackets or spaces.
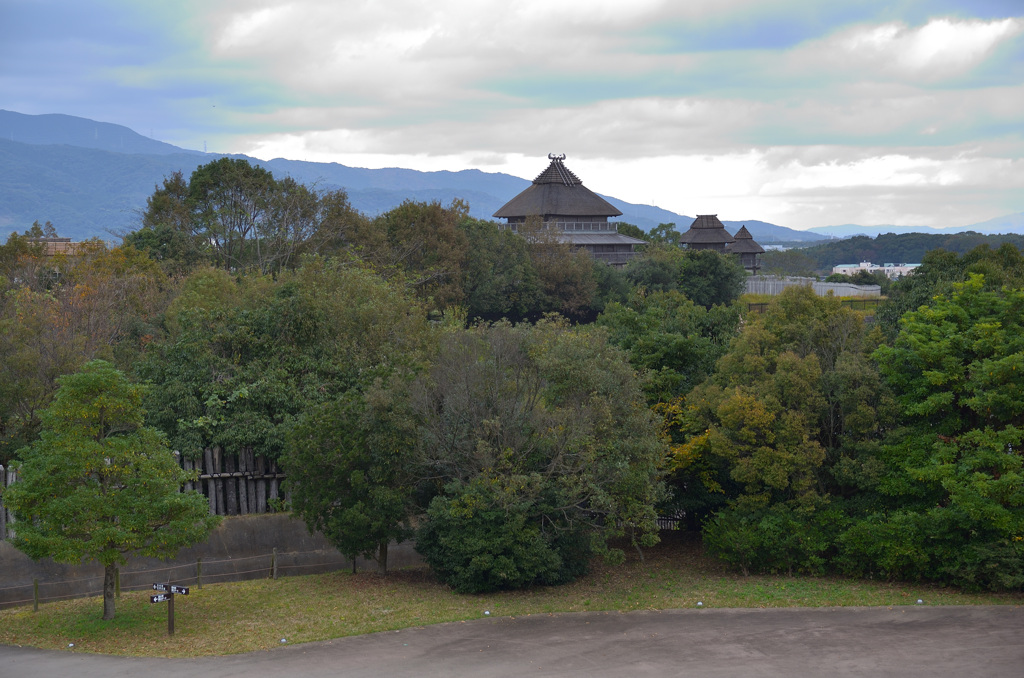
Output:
648,222,681,244
597,289,741,403
587,259,632,319
616,222,648,241
285,381,418,575
675,287,887,570
181,158,277,271
623,244,683,294
877,244,1024,340
416,473,593,593
518,219,598,318
2,361,218,619
0,230,48,284
350,200,470,311
677,249,747,308
129,171,210,274
458,218,542,322
840,275,1024,589
624,246,747,308
410,319,666,592
138,258,430,463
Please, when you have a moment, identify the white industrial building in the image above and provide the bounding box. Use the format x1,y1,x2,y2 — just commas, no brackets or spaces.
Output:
832,261,920,279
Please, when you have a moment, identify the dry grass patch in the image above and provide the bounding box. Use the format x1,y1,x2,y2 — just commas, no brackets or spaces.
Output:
1,534,1018,657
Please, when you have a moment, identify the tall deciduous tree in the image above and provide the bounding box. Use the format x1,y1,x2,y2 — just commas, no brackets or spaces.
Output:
286,381,418,575
516,218,598,318
676,249,747,308
135,159,362,275
2,361,218,620
0,239,170,464
459,218,543,322
877,244,1024,340
410,319,666,592
676,287,886,573
648,222,681,244
348,200,470,311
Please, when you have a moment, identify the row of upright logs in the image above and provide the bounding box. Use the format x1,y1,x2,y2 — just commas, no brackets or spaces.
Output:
0,464,16,540
181,448,285,517
1,450,284,529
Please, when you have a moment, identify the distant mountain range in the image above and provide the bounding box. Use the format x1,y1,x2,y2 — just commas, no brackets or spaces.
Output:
808,215,1024,238
0,110,829,242
1,109,1020,243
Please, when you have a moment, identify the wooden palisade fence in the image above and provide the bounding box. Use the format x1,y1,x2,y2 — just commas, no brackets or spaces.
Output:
183,448,287,517
0,464,16,541
0,450,286,535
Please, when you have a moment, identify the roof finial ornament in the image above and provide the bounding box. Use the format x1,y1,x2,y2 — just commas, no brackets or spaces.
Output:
548,153,566,161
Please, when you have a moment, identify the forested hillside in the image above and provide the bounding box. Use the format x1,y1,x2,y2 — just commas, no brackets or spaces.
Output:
3,157,1024,593
784,231,1024,271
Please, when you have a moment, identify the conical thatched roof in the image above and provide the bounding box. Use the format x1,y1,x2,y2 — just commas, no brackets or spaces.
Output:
678,214,736,246
724,225,764,254
493,155,622,219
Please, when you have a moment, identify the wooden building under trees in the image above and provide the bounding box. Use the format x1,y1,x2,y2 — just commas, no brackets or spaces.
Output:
724,225,765,273
27,237,86,257
493,154,645,267
678,214,735,253
679,215,764,272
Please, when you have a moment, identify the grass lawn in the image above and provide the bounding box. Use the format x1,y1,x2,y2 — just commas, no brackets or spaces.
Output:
1,533,1019,658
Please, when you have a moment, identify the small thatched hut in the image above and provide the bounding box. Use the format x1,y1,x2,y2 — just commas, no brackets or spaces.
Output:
677,214,735,253
724,225,765,273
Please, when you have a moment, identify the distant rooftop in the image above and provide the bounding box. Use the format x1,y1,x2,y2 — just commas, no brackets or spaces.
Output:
725,225,765,254
678,214,736,246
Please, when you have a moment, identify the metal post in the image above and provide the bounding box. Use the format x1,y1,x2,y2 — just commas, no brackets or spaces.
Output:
272,547,278,580
168,592,175,636
33,578,39,612
197,558,203,590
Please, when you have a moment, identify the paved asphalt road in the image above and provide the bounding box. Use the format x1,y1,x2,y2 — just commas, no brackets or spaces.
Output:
1,606,1022,678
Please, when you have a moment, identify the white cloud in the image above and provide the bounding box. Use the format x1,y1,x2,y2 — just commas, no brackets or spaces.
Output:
239,130,1024,230
20,0,1020,231
216,6,293,51
798,17,1024,81
231,77,1024,164
196,0,715,106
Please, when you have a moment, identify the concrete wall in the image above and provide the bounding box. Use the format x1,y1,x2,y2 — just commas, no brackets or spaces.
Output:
746,276,881,298
0,513,422,610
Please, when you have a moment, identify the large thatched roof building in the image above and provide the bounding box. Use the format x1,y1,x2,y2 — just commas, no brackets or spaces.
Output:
493,154,644,267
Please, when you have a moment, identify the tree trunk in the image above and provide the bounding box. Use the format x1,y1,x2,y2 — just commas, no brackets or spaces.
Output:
377,540,388,576
102,563,117,620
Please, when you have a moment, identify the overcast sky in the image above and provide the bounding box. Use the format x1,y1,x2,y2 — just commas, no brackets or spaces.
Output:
3,0,1023,229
